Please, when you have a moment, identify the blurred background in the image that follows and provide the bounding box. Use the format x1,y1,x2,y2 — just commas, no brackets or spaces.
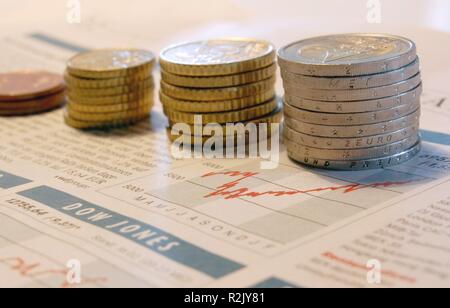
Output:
1,0,449,89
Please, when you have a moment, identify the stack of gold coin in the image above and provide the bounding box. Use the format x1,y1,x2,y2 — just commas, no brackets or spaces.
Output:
278,34,422,170
64,49,155,129
159,38,282,144
0,71,65,116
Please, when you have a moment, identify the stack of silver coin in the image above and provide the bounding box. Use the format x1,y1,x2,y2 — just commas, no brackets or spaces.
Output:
278,34,422,170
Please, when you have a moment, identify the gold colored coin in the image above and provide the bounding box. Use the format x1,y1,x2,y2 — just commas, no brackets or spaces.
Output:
161,76,276,101
64,113,149,129
67,78,154,97
164,98,279,124
67,49,155,79
160,38,276,76
67,90,153,105
159,89,275,113
64,71,152,89
67,104,151,122
169,103,283,135
160,64,276,88
167,128,274,144
67,99,153,113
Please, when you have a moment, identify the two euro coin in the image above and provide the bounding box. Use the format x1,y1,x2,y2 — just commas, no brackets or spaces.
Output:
278,34,422,170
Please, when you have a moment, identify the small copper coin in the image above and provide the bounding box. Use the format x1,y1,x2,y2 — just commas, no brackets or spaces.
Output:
0,91,65,116
0,71,65,101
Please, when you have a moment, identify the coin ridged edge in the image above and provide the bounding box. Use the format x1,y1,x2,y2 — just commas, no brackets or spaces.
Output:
160,76,276,101
287,139,422,170
159,89,275,113
160,39,276,76
161,63,277,88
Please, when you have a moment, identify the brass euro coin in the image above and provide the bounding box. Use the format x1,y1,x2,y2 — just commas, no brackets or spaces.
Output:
64,71,152,89
160,38,276,76
67,104,152,122
167,127,275,143
169,103,283,130
67,90,152,105
67,49,155,79
67,99,154,113
67,78,154,98
64,113,149,129
161,64,277,88
161,76,276,101
164,98,278,124
159,89,275,113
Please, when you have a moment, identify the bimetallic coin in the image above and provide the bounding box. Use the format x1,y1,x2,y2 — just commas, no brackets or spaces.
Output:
160,89,275,113
284,109,420,138
160,38,276,76
67,49,155,79
164,99,279,124
161,63,277,88
0,71,64,101
283,73,421,102
284,124,419,149
67,78,154,97
285,84,422,113
285,134,419,161
278,34,416,76
67,99,153,113
64,71,152,89
161,76,275,101
280,58,420,90
284,100,420,126
67,90,152,105
286,139,421,171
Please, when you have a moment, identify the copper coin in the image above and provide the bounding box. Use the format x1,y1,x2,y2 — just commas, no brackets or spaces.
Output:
0,71,65,101
0,91,65,116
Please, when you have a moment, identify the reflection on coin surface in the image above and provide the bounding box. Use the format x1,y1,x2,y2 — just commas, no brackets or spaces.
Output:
278,34,416,76
160,38,275,76
0,71,64,101
67,49,155,76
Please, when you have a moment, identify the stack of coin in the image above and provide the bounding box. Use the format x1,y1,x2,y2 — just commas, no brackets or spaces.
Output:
278,34,422,170
64,49,155,129
0,71,65,116
159,38,282,144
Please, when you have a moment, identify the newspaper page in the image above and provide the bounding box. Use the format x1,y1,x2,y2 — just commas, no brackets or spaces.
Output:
1,2,450,288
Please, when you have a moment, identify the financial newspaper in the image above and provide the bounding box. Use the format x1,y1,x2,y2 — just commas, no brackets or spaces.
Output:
0,28,449,288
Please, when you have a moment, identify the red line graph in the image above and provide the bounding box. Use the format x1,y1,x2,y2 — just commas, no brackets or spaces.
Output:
0,256,107,288
321,251,417,284
202,171,415,200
